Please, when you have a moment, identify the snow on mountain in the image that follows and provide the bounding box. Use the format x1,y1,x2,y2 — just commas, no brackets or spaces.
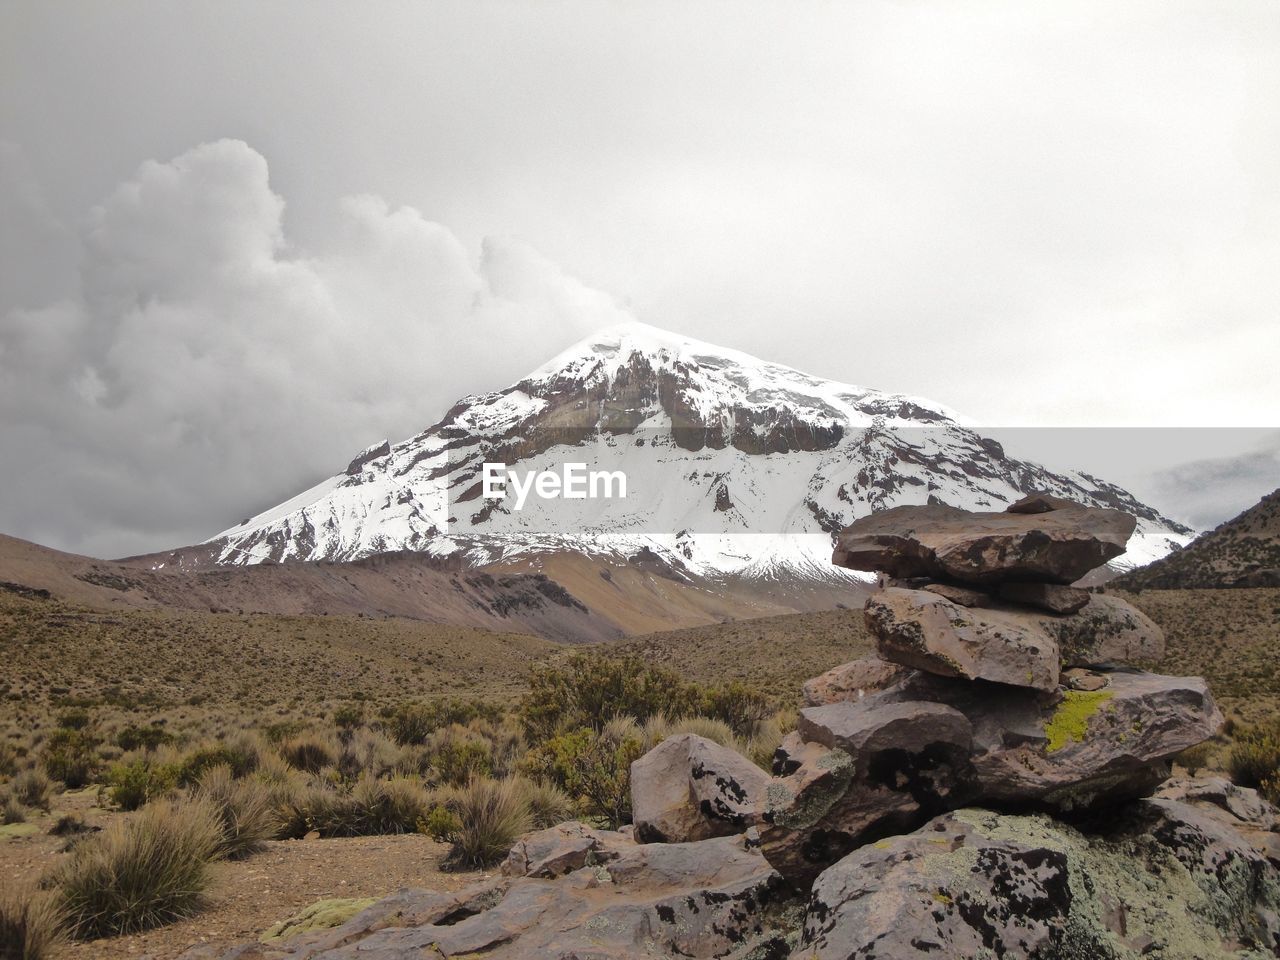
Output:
204,322,1193,579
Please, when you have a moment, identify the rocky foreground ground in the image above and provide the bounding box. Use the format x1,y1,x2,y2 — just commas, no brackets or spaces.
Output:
184,498,1280,959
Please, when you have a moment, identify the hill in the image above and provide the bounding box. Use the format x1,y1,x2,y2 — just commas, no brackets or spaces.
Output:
1115,488,1280,590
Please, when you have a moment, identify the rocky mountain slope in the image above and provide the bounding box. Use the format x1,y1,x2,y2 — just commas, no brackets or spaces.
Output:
1116,487,1280,589
183,323,1192,581
3,533,859,642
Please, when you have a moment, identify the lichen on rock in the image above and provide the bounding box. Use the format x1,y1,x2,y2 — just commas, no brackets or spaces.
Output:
1044,690,1114,752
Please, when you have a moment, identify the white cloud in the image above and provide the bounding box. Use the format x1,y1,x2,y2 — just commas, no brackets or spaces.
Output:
0,139,623,556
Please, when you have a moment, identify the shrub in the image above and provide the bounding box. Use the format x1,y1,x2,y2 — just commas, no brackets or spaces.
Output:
336,729,399,781
172,743,257,786
280,736,336,775
332,703,364,731
53,797,221,938
1261,773,1280,806
513,777,573,829
0,885,63,960
387,699,503,746
350,776,431,835
55,709,92,731
520,655,700,742
10,769,53,811
0,741,17,778
41,729,99,788
427,727,494,787
700,681,773,739
1228,722,1280,793
447,777,532,869
1173,740,1217,776
194,765,277,859
647,714,739,749
292,776,430,837
419,803,461,842
116,724,173,752
2,794,25,824
105,759,174,811
524,720,644,828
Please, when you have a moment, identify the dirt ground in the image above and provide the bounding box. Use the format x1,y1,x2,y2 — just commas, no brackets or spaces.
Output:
1,790,485,960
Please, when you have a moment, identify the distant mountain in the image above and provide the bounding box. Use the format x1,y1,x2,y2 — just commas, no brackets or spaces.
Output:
1114,489,1280,590
171,322,1190,582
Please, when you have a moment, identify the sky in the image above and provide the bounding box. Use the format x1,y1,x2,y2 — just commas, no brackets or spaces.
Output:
1,0,1277,557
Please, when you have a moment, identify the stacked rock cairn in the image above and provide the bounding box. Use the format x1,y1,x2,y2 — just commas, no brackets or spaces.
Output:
190,496,1280,960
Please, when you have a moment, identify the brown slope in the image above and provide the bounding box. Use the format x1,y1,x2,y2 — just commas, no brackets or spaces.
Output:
0,534,862,642
0,533,613,641
1115,489,1280,590
488,552,871,637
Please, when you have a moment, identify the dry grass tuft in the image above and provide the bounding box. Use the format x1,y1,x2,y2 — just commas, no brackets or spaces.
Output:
52,797,222,938
0,885,64,960
446,777,532,869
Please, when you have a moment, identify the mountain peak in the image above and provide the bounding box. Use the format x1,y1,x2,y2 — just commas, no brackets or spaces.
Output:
202,326,1192,578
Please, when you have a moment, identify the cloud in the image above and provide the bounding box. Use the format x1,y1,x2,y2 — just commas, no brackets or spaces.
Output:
0,140,626,556
1145,432,1280,531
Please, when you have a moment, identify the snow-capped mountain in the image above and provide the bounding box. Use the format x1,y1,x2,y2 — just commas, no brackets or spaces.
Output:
203,322,1193,580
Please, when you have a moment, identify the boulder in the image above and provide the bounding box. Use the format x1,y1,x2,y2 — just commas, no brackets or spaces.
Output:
185,834,790,960
997,580,1090,614
1154,776,1280,833
865,587,1062,690
757,705,976,885
754,668,1220,882
865,589,1164,687
801,656,910,706
832,501,1137,584
503,820,632,878
1047,593,1165,665
795,804,1280,959
631,733,770,843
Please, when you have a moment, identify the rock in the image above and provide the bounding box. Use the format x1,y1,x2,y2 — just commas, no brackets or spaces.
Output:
798,699,972,759
185,834,792,959
946,669,1223,810
259,898,378,943
1154,775,1280,833
1005,492,1079,514
503,821,633,878
801,656,910,706
1063,667,1109,691
832,501,1137,584
757,705,975,885
865,589,1164,687
997,580,1090,614
865,587,1062,691
1048,593,1165,666
631,733,771,843
754,669,1220,883
795,805,1280,959
921,581,993,606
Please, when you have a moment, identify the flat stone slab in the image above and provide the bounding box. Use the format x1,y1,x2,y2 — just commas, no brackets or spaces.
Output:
801,656,911,706
833,501,1137,584
998,581,1090,614
185,833,790,959
865,587,1062,690
865,588,1164,689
